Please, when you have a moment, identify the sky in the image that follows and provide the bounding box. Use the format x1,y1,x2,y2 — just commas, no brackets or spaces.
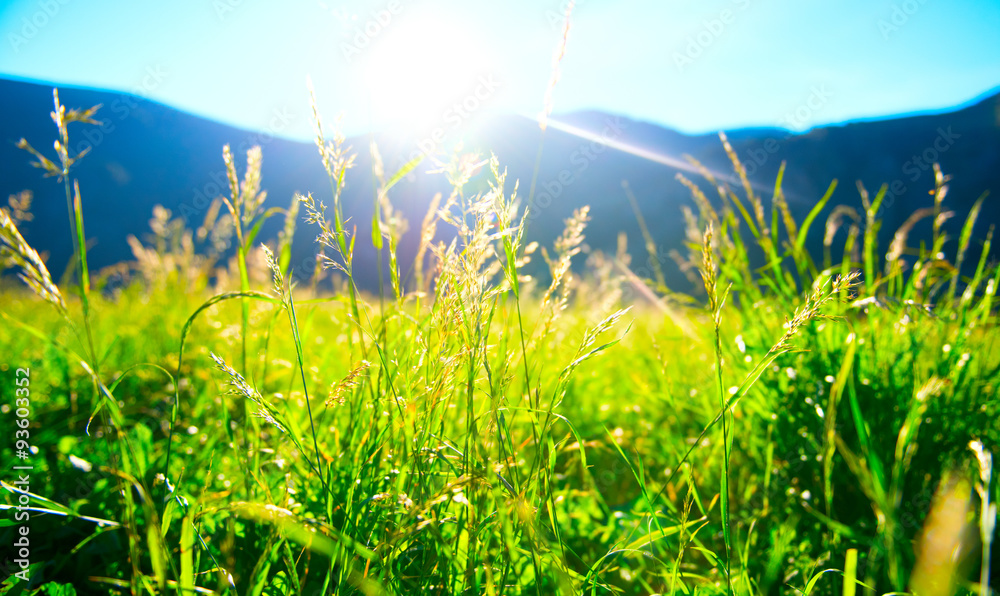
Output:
2,0,999,141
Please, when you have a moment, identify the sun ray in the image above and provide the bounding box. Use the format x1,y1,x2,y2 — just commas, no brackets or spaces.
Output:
541,116,787,199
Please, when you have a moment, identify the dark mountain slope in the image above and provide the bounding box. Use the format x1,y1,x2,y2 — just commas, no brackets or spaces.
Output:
2,77,998,292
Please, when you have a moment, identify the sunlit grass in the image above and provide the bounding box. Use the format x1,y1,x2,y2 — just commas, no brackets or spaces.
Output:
0,89,997,596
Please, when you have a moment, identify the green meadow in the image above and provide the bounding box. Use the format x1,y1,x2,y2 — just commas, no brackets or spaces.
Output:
0,90,997,596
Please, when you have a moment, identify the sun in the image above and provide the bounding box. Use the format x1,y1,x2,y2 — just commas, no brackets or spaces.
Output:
359,15,496,136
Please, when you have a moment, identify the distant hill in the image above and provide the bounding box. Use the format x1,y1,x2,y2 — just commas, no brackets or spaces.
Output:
2,76,998,293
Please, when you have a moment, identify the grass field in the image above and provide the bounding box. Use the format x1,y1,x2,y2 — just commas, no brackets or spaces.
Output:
1,90,998,596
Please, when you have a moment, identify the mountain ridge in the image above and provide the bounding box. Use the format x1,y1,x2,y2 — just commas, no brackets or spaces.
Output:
2,76,998,292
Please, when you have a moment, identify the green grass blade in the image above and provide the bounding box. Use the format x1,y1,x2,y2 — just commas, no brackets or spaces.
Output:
796,179,837,253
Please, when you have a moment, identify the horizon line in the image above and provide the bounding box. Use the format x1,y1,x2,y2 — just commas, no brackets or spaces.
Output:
2,72,998,145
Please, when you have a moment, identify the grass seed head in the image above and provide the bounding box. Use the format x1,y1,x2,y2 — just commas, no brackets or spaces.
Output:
326,360,371,407
210,352,286,433
261,244,285,302
5,191,34,224
0,208,67,315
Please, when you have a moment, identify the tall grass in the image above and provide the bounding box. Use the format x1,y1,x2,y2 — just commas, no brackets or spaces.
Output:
1,90,998,596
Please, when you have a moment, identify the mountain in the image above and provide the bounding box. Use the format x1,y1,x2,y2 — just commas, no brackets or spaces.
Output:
2,76,998,293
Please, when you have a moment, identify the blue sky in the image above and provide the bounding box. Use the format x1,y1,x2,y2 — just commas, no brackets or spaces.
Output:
2,0,999,141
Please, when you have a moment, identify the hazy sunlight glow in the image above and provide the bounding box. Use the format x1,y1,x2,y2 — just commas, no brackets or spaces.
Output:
362,16,493,134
